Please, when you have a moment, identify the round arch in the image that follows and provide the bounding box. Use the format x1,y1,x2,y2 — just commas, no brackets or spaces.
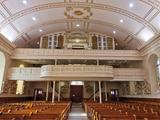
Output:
0,51,5,93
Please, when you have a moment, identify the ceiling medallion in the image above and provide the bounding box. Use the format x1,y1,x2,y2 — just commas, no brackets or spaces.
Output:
65,7,92,19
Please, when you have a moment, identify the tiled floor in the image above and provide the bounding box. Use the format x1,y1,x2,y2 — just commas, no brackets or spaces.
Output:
68,103,88,120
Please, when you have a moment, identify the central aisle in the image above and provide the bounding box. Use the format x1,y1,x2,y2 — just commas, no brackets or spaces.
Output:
68,103,88,120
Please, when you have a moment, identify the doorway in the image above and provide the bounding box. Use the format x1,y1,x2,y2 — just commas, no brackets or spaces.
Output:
33,88,44,101
70,85,83,102
110,89,119,101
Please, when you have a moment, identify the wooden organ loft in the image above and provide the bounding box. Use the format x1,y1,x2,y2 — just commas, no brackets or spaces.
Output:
40,31,115,50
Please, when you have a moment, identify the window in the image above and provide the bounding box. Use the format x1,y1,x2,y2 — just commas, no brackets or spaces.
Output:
97,36,107,50
48,35,53,49
16,81,24,95
0,52,5,93
70,81,84,85
16,64,24,95
53,34,58,48
157,59,160,81
47,34,59,49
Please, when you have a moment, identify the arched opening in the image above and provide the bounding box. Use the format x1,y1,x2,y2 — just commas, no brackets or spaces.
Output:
157,58,160,88
0,51,5,93
148,54,159,92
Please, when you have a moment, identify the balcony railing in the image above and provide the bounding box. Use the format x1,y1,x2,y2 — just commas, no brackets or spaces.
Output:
113,68,146,81
8,65,145,81
11,48,143,60
40,65,113,79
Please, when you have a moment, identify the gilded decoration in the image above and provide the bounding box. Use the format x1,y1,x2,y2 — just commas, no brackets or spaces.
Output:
64,7,92,19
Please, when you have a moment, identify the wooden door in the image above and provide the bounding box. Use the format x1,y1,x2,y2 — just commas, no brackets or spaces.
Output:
70,85,83,102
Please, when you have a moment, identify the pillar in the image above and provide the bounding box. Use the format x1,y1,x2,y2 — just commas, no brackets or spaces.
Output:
55,59,57,65
99,81,102,104
58,81,61,102
46,81,49,101
93,81,96,101
104,81,107,101
97,59,99,65
52,81,55,103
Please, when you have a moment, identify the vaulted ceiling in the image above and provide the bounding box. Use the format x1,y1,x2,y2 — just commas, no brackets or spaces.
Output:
0,0,160,49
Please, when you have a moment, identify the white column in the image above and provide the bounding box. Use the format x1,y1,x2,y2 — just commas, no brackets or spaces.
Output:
97,59,99,65
58,81,61,102
113,38,115,50
46,81,49,101
40,37,43,48
55,59,57,65
63,33,67,49
104,82,107,101
93,81,96,101
52,81,55,103
99,81,102,104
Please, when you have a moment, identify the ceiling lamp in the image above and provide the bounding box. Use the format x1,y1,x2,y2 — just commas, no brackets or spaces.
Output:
32,16,36,21
120,19,124,23
39,29,43,32
76,39,80,43
22,0,27,5
76,24,80,27
113,31,116,34
129,3,134,8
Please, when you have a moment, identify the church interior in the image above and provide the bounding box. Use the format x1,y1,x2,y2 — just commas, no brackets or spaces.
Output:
0,0,160,120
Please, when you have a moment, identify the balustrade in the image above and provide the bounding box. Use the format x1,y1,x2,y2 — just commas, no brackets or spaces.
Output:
8,65,145,81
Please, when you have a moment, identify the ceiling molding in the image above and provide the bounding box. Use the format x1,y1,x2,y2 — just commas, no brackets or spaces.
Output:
140,34,160,56
139,0,160,9
0,2,158,33
0,34,16,55
14,18,140,42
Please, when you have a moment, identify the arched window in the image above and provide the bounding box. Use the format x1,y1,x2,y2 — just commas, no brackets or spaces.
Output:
16,64,24,95
0,51,5,93
157,59,160,83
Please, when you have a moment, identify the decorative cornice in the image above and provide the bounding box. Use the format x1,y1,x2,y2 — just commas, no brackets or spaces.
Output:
15,19,138,41
140,34,160,56
0,34,16,55
139,0,160,9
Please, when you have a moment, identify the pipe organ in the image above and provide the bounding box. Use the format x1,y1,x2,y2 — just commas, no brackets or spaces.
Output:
40,32,115,50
